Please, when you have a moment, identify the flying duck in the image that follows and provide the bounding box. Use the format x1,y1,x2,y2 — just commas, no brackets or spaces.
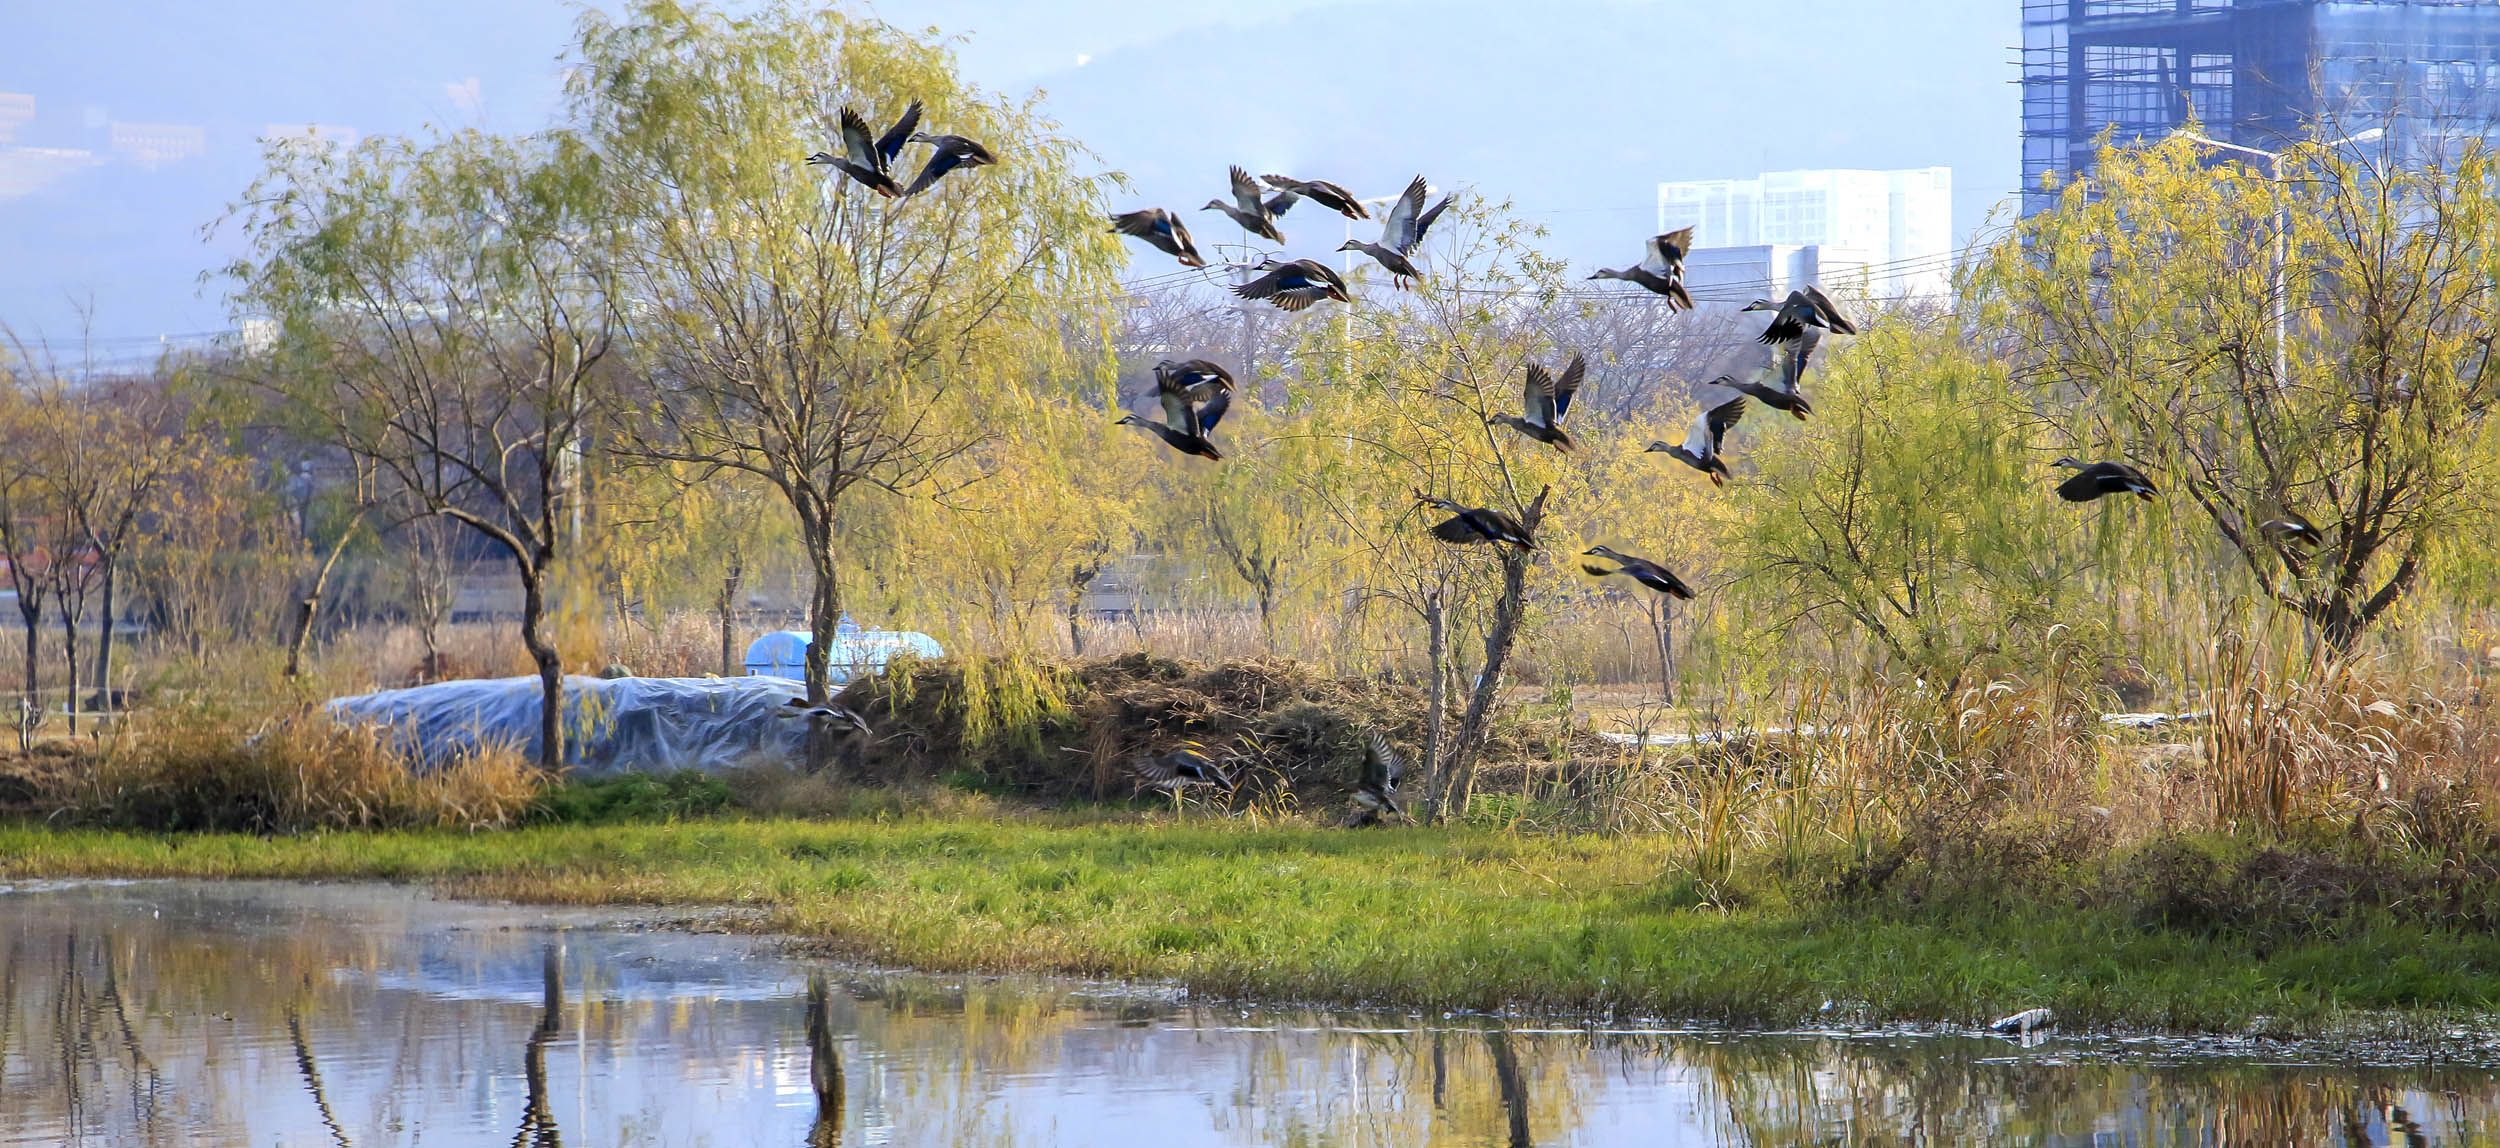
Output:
2260,511,2327,549
1111,208,1206,268
1580,546,1697,599
1343,730,1407,828
1646,392,1748,486
1132,743,1232,789
1488,353,1584,450
1802,284,1859,335
1203,165,1285,242
1416,493,1535,550
1337,174,1453,288
1154,358,1235,404
805,102,920,197
1259,174,1370,220
1588,228,1695,310
1232,258,1349,311
1710,367,1811,421
901,131,995,196
1117,368,1233,460
1744,290,1834,393
2051,457,2158,502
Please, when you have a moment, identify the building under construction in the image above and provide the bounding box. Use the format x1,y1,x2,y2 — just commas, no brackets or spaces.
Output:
2022,0,2500,213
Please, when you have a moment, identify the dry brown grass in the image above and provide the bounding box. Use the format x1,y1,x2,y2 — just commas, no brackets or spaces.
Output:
43,703,545,832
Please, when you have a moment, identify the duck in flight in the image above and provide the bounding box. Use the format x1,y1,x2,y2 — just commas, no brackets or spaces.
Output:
1343,730,1407,828
1647,390,1748,486
1204,165,1286,243
806,101,920,197
1118,366,1233,460
1154,358,1235,405
1416,494,1536,550
1589,228,1696,310
2051,457,2158,502
1111,208,1206,268
1338,175,1452,289
900,129,994,196
1260,174,1370,220
1488,353,1584,450
1233,258,1350,311
1580,546,1697,600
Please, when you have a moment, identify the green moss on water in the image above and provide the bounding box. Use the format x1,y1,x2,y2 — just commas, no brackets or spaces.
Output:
4,815,2496,1034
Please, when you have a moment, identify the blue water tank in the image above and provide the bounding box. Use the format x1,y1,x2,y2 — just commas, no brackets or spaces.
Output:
742,617,943,684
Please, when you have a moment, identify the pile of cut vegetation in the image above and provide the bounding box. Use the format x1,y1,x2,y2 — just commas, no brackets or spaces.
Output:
833,652,1440,805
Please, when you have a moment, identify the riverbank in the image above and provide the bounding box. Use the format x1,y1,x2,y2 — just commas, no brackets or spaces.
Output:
6,815,2496,1035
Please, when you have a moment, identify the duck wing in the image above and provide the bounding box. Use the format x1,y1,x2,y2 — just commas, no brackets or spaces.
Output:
1429,512,1482,543
1522,362,1558,428
902,148,965,196
1802,285,1857,335
1194,388,1232,435
1362,729,1405,792
1228,165,1267,216
1167,359,1235,401
1379,175,1429,252
1156,378,1199,436
1641,227,1695,275
1551,353,1585,422
1703,396,1749,455
2055,471,2106,502
876,100,922,167
1627,555,1697,599
1411,193,1455,249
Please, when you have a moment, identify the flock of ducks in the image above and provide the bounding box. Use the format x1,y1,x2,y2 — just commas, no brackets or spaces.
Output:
806,101,2184,818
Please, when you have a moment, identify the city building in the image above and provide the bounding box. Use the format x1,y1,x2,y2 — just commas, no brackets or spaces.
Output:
1657,167,1953,301
108,121,206,169
2020,0,2500,215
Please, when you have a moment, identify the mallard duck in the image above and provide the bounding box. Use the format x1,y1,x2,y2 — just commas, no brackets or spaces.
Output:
901,131,994,196
2052,457,2158,502
2260,511,2327,548
1710,368,1811,421
1117,368,1233,460
1203,165,1285,242
1337,174,1453,288
1416,494,1535,550
805,102,919,197
1343,730,1407,828
1131,743,1232,789
1588,228,1695,310
1744,290,1833,392
1802,284,1859,335
1646,392,1748,486
1110,208,1206,268
1259,174,1370,220
1232,258,1349,311
1154,358,1235,404
1488,353,1583,450
782,696,875,738
1580,546,1696,599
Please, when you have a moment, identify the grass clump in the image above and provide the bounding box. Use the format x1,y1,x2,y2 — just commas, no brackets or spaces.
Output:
43,703,544,832
531,770,730,825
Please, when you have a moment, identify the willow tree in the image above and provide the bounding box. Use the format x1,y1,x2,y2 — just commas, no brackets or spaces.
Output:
223,129,614,767
1281,202,1584,822
577,1,1121,703
1980,132,2500,653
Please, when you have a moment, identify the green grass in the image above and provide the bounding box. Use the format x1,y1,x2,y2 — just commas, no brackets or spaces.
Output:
4,815,2496,1033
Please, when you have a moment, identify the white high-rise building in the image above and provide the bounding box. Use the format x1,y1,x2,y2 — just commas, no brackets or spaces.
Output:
1658,166,1952,301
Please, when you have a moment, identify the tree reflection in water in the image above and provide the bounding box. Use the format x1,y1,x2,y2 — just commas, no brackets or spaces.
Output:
6,882,2500,1147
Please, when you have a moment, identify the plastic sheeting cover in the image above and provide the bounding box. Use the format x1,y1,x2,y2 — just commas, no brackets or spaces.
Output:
327,674,830,776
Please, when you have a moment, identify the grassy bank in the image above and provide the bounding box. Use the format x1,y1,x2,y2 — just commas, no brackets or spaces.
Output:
7,814,2497,1034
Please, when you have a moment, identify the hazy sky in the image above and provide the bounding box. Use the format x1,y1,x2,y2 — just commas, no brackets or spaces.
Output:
0,0,2017,351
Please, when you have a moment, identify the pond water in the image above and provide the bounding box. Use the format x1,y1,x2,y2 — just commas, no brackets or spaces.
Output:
4,880,2498,1147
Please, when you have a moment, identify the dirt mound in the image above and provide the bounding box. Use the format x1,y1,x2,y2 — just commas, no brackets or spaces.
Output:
833,653,1431,804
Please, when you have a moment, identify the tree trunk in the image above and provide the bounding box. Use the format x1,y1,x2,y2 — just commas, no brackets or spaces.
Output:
285,522,358,679
58,588,80,737
1419,587,1449,824
804,538,842,706
516,561,565,770
717,554,744,677
90,558,115,717
1651,595,1675,706
1435,488,1548,820
13,596,39,750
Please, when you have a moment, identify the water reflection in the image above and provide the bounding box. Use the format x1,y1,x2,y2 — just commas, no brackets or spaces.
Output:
4,880,2500,1146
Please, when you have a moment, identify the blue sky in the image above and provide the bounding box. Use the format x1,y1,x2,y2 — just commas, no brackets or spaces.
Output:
0,0,2016,351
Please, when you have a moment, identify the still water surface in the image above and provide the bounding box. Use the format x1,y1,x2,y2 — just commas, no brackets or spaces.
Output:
4,879,2497,1146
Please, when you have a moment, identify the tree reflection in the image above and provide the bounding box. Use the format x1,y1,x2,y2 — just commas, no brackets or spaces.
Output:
806,972,844,1148
512,943,563,1148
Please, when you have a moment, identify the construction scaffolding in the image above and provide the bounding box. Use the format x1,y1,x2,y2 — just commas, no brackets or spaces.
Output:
2020,1,2500,214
